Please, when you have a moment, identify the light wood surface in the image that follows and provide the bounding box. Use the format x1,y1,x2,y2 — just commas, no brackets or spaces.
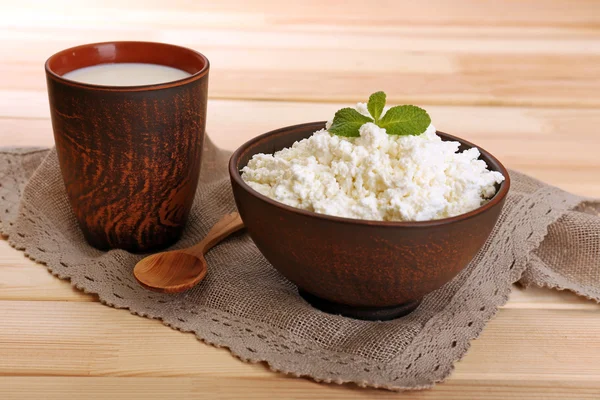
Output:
1,1,599,399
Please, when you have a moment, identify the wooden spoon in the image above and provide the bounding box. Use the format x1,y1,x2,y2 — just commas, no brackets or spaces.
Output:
133,212,244,293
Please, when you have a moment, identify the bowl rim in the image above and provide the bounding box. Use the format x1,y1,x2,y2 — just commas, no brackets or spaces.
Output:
229,121,511,228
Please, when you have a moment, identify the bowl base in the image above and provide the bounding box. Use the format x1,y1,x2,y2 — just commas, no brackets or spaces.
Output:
299,290,421,321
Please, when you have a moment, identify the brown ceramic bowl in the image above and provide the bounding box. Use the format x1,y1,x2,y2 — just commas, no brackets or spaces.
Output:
46,41,209,252
229,122,510,320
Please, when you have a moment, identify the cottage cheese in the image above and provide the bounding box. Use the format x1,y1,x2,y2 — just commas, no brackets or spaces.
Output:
241,104,505,221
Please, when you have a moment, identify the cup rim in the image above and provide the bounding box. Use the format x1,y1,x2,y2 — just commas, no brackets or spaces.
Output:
229,121,511,228
45,41,210,92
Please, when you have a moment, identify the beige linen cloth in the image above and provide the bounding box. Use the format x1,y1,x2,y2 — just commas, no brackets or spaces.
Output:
0,139,599,391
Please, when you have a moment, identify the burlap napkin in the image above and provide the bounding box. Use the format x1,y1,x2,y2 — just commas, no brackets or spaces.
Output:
1,139,599,391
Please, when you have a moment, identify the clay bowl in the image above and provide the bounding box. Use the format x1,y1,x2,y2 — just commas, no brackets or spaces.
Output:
229,122,510,321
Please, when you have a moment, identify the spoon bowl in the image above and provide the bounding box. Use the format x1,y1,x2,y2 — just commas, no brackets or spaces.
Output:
134,251,207,293
133,212,244,293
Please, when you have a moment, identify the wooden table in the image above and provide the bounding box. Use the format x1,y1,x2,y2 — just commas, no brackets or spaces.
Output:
1,1,599,398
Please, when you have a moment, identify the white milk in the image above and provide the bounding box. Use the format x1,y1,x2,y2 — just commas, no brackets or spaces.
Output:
62,63,192,86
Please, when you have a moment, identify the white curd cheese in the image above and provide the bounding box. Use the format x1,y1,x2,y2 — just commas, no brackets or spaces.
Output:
241,103,505,222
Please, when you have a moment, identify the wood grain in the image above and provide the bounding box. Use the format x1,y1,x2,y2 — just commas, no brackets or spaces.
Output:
1,1,599,107
0,301,599,399
1,300,600,378
2,377,600,400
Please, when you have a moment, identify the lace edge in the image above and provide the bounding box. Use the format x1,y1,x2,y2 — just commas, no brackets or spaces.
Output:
395,187,587,386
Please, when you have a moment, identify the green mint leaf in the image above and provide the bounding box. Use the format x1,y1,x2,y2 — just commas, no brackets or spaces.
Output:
328,107,373,137
367,91,386,122
378,105,431,136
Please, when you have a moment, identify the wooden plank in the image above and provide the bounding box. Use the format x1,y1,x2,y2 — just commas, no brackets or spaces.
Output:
0,118,53,147
2,45,598,107
2,97,599,196
0,300,273,378
1,301,599,381
4,93,600,143
3,0,599,30
1,376,599,400
5,26,600,53
505,285,600,310
6,25,599,56
0,242,95,302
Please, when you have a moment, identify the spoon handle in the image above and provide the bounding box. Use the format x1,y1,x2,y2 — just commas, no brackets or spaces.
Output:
186,212,245,257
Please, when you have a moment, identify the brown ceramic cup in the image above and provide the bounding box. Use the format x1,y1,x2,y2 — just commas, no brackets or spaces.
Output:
45,41,209,252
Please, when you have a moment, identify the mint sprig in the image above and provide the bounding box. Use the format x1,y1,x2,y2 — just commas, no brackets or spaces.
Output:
328,91,430,137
